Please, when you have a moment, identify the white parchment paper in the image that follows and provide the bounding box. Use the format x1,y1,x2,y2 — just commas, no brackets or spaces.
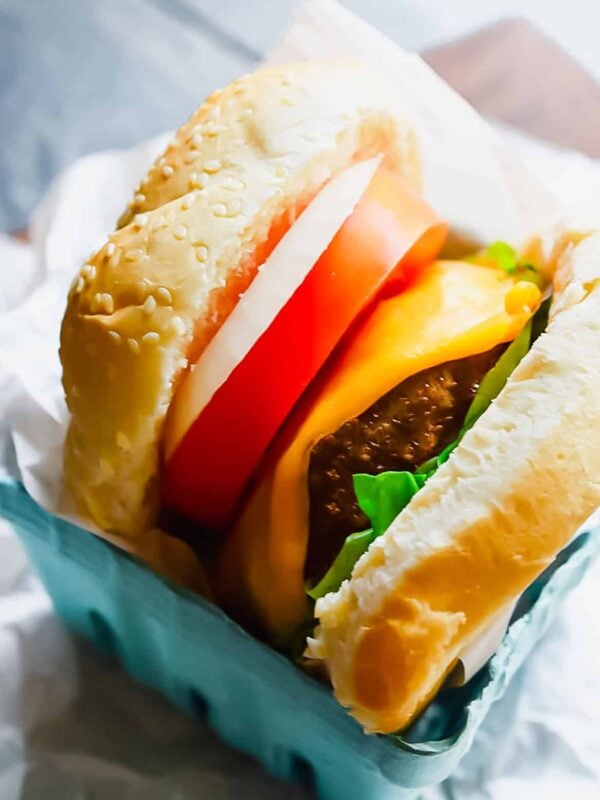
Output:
1,1,600,796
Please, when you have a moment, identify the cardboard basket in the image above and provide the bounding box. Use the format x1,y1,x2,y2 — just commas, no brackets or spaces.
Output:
2,477,598,799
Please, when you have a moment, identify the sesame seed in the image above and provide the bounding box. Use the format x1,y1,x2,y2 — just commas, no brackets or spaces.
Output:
134,193,146,205
108,330,122,344
173,223,188,241
128,338,140,355
71,385,80,398
142,294,157,314
191,132,202,148
222,176,246,192
203,159,222,174
81,263,96,280
125,248,145,262
170,315,186,336
142,331,160,343
181,194,197,211
184,151,198,165
161,164,174,178
74,275,84,293
101,293,114,314
106,242,116,256
109,249,120,267
92,292,102,310
213,199,241,218
189,172,205,190
156,287,173,306
116,431,130,449
194,244,209,263
134,213,148,228
203,122,226,137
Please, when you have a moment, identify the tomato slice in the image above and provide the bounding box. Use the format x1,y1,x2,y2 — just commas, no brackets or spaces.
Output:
162,165,448,530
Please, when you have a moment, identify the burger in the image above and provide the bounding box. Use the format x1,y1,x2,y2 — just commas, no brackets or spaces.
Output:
59,60,600,734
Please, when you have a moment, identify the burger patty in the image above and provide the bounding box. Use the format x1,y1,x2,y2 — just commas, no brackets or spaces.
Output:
306,345,505,583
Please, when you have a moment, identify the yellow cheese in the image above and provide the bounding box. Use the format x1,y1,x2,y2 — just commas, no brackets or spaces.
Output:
216,260,540,641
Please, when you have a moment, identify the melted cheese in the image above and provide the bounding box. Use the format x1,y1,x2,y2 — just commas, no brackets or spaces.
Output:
216,260,540,641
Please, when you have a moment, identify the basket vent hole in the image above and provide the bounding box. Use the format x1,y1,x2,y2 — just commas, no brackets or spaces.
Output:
290,753,316,790
88,611,116,656
189,689,210,721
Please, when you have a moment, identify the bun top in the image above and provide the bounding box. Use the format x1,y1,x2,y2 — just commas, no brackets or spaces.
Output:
60,60,419,536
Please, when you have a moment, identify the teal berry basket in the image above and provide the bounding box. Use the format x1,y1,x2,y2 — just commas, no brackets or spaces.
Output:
1,477,598,799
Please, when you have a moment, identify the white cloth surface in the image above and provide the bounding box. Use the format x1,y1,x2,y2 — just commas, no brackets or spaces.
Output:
0,125,599,799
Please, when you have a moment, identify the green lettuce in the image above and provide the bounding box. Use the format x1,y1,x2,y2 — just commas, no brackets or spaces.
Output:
461,319,532,430
472,240,519,273
307,315,538,600
306,528,377,600
468,241,542,285
307,472,426,600
353,471,428,537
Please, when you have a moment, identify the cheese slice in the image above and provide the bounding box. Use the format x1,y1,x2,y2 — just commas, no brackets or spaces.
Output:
216,260,540,640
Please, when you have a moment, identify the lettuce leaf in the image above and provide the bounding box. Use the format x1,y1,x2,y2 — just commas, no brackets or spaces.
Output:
306,315,538,600
462,319,532,430
418,319,533,475
306,528,377,600
468,241,542,286
307,472,427,600
471,240,518,273
353,471,428,537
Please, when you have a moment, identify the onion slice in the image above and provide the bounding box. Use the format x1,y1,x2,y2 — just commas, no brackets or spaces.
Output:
162,161,447,530
165,156,382,457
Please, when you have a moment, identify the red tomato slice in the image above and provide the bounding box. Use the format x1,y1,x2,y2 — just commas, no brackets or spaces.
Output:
162,165,448,530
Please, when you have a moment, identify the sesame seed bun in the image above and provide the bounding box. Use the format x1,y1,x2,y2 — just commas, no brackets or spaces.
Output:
307,230,600,734
60,60,419,536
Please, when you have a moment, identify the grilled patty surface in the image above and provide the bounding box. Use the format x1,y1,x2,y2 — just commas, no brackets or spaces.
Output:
306,345,505,582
